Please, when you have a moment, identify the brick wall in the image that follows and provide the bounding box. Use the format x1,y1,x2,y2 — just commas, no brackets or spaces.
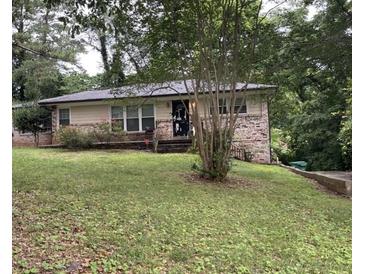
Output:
53,123,154,143
155,119,173,140
233,100,270,163
12,130,52,147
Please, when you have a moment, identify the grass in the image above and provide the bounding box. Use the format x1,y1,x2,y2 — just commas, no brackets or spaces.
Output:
13,148,351,273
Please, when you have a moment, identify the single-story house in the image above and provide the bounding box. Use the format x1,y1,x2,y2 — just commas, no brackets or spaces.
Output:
13,80,276,163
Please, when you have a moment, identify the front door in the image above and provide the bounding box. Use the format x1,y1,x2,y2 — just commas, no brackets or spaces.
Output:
172,100,189,136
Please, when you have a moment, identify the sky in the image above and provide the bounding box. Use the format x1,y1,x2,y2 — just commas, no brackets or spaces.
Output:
77,45,103,76
77,0,318,76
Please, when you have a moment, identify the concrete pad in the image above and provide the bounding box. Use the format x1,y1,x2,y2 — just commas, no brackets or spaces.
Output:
313,171,352,182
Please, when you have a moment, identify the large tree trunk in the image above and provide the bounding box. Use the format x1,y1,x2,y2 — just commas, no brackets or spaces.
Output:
98,33,110,72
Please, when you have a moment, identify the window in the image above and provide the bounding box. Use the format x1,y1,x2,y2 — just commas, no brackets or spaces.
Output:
142,104,155,130
112,104,155,132
210,99,227,114
59,108,70,126
126,106,139,131
111,106,124,131
218,99,227,114
233,98,247,113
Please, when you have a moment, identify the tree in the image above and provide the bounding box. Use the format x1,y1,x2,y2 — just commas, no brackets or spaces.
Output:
13,107,52,147
12,0,84,101
338,84,352,170
260,0,352,170
143,0,265,180
55,0,138,87
60,72,103,94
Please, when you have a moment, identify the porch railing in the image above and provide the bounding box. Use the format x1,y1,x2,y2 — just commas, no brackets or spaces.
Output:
231,143,246,161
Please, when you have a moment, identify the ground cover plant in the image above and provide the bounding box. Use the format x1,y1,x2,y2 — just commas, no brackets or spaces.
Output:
13,148,351,273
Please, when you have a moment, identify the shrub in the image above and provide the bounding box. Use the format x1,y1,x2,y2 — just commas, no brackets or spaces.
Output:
13,106,51,147
271,128,293,164
90,123,128,143
57,127,95,149
111,123,127,141
92,123,113,143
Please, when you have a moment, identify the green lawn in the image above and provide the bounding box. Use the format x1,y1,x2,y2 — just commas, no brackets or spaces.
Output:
12,148,351,273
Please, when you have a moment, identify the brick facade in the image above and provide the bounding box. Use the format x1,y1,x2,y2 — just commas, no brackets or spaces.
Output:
155,119,174,140
52,123,154,143
12,130,52,147
233,100,270,163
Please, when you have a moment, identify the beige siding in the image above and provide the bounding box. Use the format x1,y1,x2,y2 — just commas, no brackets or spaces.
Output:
193,94,263,116
155,101,171,120
246,95,262,115
195,98,210,116
70,105,109,125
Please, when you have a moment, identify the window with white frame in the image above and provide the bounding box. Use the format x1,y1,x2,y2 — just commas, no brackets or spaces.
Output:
112,104,155,132
59,108,70,126
111,106,124,131
141,104,155,130
126,106,140,131
210,98,227,114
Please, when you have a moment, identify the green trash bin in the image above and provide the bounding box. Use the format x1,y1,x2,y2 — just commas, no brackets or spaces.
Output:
289,161,307,171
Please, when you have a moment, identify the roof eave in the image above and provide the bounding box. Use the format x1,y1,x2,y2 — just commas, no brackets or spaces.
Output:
37,86,277,106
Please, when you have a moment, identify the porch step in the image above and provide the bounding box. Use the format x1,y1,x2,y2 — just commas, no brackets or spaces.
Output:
156,139,192,153
156,144,191,153
157,139,192,145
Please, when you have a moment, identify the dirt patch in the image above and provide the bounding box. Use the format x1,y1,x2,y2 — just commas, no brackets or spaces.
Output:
183,172,256,188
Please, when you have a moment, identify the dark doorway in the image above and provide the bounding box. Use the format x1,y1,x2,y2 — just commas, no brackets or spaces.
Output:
172,100,189,136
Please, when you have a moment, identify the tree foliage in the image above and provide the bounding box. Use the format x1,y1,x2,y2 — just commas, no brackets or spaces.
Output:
60,72,103,94
13,107,52,146
262,0,352,170
12,0,84,101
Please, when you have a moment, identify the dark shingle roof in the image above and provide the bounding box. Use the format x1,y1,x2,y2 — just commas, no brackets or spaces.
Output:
38,80,276,105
